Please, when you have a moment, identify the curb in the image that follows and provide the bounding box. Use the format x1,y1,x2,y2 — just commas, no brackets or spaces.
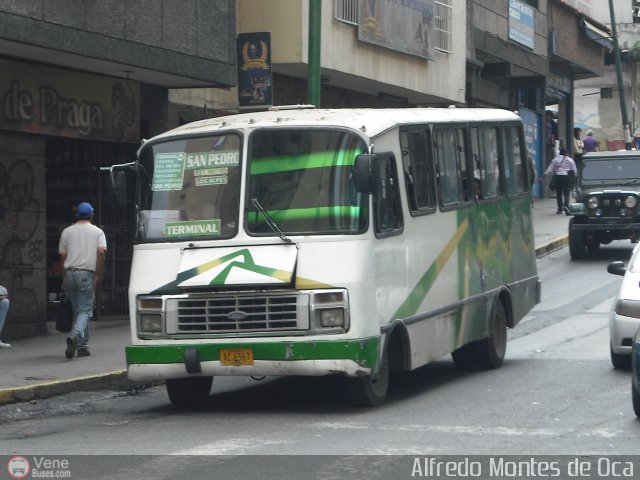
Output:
0,369,157,406
535,235,569,258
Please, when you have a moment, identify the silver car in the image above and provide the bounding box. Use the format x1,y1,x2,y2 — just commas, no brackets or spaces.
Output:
607,242,640,369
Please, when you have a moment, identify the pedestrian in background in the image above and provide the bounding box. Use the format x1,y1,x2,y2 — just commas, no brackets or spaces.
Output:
634,128,640,150
582,130,599,153
545,147,577,215
0,285,11,348
58,202,107,359
573,127,584,174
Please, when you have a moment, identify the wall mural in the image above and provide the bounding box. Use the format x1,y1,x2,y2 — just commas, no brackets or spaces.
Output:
0,159,43,335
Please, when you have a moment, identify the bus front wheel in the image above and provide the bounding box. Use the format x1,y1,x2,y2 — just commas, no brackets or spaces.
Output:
166,376,213,408
346,350,390,407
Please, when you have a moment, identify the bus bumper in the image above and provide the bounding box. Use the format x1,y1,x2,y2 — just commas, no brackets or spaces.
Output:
125,338,379,381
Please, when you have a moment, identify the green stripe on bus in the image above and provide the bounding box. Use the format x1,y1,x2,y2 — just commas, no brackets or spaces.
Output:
250,150,359,174
126,337,380,368
390,218,469,320
248,206,362,222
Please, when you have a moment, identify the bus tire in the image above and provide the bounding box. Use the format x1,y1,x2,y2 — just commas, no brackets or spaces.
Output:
346,349,390,407
470,300,507,370
451,343,475,370
166,376,213,408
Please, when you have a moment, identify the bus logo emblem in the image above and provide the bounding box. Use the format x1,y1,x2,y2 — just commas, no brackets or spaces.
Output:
228,311,247,321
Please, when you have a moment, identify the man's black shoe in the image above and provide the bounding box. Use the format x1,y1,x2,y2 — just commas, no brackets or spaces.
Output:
77,348,91,357
65,336,77,360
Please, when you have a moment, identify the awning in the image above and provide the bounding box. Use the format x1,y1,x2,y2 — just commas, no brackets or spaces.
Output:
581,19,613,49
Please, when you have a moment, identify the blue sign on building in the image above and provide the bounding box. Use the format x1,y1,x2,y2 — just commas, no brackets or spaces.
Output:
508,0,535,50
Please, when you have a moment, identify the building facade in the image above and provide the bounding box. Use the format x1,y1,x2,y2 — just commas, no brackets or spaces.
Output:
0,1,236,339
574,0,640,150
170,0,467,117
468,0,608,196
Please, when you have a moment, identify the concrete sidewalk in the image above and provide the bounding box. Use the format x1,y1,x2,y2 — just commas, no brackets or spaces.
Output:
0,197,569,405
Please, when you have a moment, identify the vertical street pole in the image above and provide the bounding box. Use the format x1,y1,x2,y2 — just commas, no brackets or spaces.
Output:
609,0,633,149
308,0,321,107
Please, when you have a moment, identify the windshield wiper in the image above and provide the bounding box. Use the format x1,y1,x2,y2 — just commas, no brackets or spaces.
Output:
251,198,293,244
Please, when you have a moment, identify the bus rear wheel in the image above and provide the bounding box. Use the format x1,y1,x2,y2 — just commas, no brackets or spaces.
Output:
453,302,507,370
166,376,213,408
346,350,390,407
471,300,507,369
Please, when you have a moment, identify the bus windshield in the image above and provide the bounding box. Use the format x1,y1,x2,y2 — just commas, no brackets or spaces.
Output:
136,133,242,241
246,129,368,235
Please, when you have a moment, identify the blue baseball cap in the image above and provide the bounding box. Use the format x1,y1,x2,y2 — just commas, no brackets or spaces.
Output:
76,202,94,219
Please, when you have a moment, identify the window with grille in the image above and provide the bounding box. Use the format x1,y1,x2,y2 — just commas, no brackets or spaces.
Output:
435,0,452,53
334,0,358,25
338,0,452,53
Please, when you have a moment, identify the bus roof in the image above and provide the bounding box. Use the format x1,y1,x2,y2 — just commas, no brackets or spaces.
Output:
149,107,522,142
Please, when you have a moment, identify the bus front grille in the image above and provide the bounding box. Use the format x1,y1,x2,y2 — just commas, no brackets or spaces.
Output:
168,294,309,333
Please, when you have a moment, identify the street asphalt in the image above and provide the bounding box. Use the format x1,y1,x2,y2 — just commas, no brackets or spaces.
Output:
0,197,571,405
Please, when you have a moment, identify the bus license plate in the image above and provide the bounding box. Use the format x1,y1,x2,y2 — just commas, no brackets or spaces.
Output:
220,348,254,366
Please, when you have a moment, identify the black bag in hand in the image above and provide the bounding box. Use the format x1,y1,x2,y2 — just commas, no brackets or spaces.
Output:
56,297,73,333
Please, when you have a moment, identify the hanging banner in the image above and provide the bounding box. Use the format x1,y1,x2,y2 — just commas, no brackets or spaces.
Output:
0,59,140,142
237,32,273,108
358,0,435,60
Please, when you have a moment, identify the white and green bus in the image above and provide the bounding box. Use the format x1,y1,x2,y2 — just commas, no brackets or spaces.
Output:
114,106,540,407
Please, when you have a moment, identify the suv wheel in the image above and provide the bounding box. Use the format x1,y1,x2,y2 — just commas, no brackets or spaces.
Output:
569,218,587,259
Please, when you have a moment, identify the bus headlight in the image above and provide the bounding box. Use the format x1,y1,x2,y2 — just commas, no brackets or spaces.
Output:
139,314,163,333
587,196,599,209
137,296,164,334
310,289,349,331
319,308,345,327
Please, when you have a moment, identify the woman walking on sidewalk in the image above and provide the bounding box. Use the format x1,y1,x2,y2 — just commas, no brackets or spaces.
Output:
545,147,577,215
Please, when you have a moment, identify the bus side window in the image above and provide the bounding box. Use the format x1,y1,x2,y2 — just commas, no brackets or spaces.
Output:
435,127,468,206
503,126,527,195
481,127,502,198
470,128,483,199
374,154,404,237
400,128,436,214
471,127,503,200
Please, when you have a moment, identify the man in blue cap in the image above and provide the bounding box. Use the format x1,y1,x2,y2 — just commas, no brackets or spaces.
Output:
58,202,107,359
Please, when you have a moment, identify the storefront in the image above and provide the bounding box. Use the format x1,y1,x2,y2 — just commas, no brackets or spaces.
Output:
0,59,141,339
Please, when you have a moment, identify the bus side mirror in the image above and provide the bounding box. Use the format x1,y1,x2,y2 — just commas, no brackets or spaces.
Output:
353,154,375,193
111,169,127,207
107,162,136,207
